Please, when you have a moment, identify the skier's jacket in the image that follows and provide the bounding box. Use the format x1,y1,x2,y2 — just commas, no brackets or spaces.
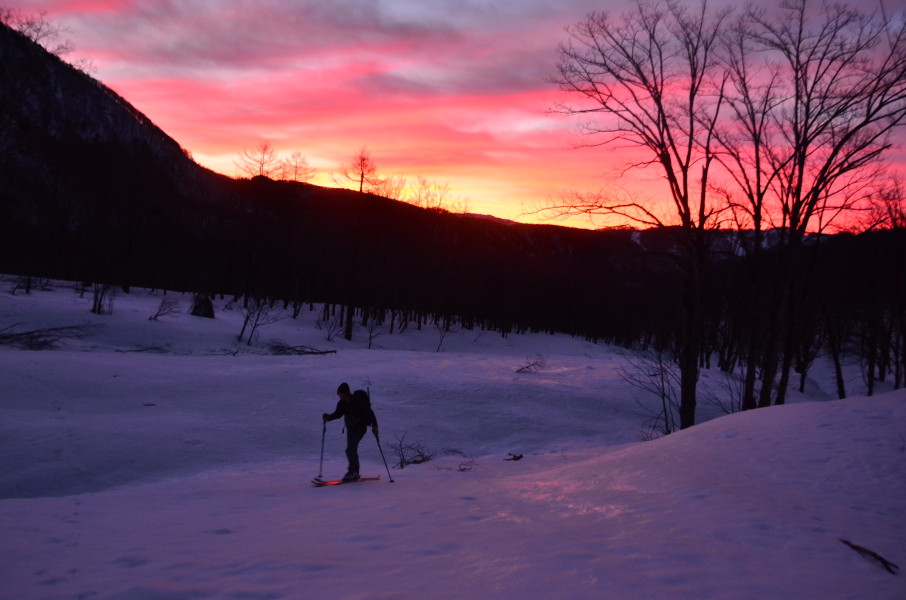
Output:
325,389,377,431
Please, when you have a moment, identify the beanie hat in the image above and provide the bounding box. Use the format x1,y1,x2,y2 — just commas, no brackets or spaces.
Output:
337,382,351,395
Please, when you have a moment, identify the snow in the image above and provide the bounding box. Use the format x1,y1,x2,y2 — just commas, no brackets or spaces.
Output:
1,280,904,599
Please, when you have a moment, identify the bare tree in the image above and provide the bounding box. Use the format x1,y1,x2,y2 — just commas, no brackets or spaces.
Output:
317,304,343,342
235,141,281,178
339,146,384,193
1,8,93,71
370,175,407,200
748,0,906,242
621,350,681,439
90,283,115,315
721,0,906,407
407,177,470,213
410,176,451,210
149,298,179,321
281,151,316,182
710,9,787,411
552,0,730,428
551,0,906,421
366,315,383,349
861,175,906,232
434,319,450,353
0,8,73,56
237,297,280,346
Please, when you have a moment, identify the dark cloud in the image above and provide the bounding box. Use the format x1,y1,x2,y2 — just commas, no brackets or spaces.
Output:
22,0,612,87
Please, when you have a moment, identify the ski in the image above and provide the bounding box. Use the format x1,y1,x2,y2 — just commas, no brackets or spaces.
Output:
312,476,381,487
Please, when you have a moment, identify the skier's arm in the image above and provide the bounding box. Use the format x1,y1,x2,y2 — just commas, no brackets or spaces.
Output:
323,401,344,422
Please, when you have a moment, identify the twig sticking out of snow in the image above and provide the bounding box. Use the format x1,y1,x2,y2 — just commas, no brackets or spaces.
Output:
516,354,546,374
148,298,179,320
0,324,96,350
840,539,900,574
268,340,337,355
457,458,477,472
390,432,437,469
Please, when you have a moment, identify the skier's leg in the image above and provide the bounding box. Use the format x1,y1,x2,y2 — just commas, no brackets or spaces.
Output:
344,431,358,477
345,427,366,478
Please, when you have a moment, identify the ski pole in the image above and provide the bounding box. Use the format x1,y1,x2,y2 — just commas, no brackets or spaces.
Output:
367,384,394,483
318,419,327,479
375,433,395,483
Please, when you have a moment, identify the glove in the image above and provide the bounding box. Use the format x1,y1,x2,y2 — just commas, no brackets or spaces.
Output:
322,413,329,422
372,427,379,437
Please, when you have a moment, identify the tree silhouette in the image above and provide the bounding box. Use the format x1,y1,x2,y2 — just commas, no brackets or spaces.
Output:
340,146,383,193
719,0,906,408
235,141,281,178
551,0,906,423
0,8,73,56
281,151,315,183
552,0,730,428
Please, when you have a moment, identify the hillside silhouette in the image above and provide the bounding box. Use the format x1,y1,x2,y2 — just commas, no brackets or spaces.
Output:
0,22,677,340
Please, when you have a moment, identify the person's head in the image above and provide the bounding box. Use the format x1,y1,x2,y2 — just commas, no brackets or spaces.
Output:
336,382,351,399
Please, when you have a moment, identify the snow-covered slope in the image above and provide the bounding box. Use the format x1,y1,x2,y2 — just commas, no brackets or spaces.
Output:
1,281,903,599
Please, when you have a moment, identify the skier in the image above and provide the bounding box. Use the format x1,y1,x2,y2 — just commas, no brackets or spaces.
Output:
323,383,378,481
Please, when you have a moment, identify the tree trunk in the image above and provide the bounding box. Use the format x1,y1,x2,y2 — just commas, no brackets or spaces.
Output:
678,342,699,429
775,346,793,406
344,305,354,341
678,239,704,429
825,309,847,400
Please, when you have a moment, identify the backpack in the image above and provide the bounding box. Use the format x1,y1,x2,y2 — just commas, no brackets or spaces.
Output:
350,389,374,427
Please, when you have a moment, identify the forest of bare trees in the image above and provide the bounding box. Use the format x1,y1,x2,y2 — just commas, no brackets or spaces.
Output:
551,0,906,427
235,142,316,182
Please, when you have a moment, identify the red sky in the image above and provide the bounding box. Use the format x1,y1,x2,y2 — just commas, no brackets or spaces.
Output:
10,0,905,229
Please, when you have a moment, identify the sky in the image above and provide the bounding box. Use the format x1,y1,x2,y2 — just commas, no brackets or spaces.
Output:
8,0,906,229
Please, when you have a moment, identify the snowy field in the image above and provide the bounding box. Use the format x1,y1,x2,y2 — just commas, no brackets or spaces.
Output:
1,279,903,599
